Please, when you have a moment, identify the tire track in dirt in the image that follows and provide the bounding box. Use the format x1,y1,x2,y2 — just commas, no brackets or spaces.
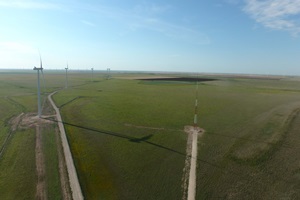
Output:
35,125,47,200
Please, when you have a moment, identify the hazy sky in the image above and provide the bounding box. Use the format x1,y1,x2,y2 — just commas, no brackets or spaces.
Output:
1,0,300,75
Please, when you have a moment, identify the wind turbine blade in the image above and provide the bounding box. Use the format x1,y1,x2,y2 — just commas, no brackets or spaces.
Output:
39,51,43,69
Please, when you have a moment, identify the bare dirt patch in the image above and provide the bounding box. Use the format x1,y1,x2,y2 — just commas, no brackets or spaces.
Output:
9,113,24,131
18,113,54,130
184,126,204,136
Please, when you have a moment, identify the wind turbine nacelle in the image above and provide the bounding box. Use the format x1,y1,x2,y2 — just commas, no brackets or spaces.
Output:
34,66,43,70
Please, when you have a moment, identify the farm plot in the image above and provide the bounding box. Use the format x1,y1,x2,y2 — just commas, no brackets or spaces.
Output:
53,75,300,199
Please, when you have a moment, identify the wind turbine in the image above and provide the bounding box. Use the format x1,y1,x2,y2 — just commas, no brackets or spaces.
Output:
65,63,69,89
194,80,198,127
107,67,110,79
33,54,43,118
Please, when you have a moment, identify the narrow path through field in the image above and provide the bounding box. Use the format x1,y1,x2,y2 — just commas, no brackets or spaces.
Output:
35,125,47,200
188,127,198,200
48,91,84,200
183,126,203,200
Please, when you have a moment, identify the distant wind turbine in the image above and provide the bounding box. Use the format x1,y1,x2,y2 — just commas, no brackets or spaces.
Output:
33,54,43,118
65,63,69,89
107,67,110,79
194,80,198,127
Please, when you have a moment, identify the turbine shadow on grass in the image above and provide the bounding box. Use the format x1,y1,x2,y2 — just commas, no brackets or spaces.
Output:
129,134,153,143
44,117,236,172
42,117,281,183
39,116,300,190
49,118,254,178
42,117,186,157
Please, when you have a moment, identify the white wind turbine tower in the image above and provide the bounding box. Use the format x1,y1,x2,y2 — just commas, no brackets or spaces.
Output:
65,64,69,89
194,80,199,127
91,67,94,82
107,67,110,79
33,54,43,118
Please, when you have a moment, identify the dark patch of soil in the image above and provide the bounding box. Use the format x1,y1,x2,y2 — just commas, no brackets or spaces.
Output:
137,77,217,82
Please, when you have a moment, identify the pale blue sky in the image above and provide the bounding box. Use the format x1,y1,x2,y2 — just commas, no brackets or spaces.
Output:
1,0,300,75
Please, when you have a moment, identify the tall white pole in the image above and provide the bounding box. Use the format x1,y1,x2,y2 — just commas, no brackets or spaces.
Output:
37,70,41,117
107,67,110,79
65,67,68,89
193,81,198,127
34,67,43,118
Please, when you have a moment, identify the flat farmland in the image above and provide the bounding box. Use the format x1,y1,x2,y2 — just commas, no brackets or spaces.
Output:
1,70,300,199
52,74,300,199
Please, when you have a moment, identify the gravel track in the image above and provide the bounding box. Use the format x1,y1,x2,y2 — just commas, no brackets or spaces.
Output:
183,126,203,200
48,91,84,200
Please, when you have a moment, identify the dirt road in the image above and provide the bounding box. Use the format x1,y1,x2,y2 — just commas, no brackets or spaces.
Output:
188,127,199,200
35,125,47,200
183,126,203,200
48,91,84,200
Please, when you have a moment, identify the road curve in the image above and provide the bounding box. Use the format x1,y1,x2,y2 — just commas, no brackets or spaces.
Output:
48,91,84,200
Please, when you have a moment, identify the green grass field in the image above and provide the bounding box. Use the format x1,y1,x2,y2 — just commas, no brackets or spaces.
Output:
2,70,300,199
51,73,300,199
